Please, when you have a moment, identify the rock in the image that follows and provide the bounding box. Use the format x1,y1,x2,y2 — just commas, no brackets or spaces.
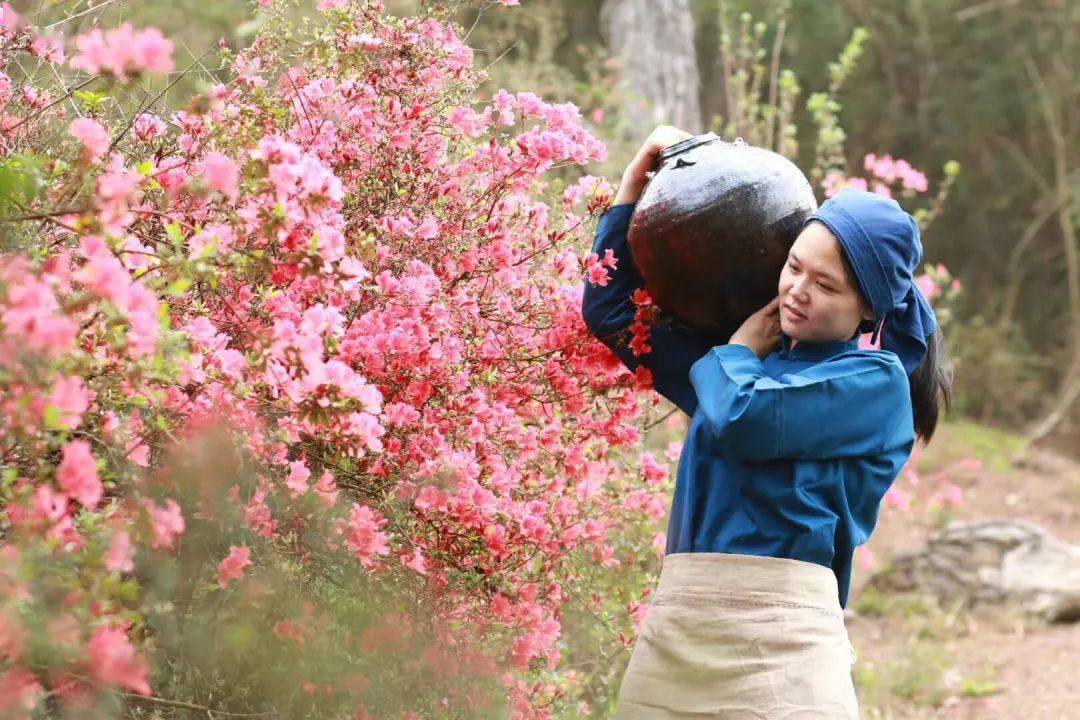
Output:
866,518,1080,623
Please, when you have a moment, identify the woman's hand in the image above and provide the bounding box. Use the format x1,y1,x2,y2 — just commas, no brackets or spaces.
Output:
728,295,782,359
613,125,694,205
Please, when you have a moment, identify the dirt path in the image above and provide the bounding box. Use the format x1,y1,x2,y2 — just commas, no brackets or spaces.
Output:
844,422,1080,719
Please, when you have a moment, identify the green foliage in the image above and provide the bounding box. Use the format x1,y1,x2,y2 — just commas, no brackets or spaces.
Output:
804,26,868,184
910,418,1027,477
0,153,48,244
851,590,984,714
946,315,1054,428
706,1,803,158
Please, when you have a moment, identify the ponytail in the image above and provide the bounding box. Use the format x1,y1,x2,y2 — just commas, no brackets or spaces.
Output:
908,328,954,445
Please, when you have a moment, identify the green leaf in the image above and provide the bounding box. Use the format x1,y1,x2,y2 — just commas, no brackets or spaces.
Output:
0,154,46,216
165,221,184,247
165,277,193,296
73,90,109,112
42,404,64,431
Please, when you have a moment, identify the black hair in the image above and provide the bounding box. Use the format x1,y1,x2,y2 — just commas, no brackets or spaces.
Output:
836,244,954,446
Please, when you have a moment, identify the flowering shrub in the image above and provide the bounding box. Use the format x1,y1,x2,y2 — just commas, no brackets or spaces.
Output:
0,1,671,717
823,152,930,199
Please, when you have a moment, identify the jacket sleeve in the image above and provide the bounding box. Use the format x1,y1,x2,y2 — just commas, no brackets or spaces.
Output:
581,202,718,417
688,343,914,461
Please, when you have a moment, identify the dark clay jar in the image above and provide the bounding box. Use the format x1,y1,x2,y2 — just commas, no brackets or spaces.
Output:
627,132,818,340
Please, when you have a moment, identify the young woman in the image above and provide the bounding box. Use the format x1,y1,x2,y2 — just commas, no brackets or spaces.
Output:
581,126,953,719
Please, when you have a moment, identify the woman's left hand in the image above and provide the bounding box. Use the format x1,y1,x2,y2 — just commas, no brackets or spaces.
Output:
728,295,782,359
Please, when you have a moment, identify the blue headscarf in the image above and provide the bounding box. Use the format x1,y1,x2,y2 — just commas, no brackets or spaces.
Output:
801,188,937,377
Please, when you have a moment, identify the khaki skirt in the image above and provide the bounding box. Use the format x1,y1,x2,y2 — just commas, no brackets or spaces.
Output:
614,552,860,719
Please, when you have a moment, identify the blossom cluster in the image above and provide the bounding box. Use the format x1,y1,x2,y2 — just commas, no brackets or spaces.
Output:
823,152,930,199
0,1,667,717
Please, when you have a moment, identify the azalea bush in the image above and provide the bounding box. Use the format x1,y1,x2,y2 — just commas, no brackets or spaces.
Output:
0,0,979,717
0,1,674,717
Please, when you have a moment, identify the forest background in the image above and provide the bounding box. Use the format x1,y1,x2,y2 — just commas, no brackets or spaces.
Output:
105,0,1078,448
1,1,1077,719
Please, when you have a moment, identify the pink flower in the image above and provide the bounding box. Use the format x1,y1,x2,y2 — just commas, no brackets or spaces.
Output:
203,151,239,200
400,547,427,575
30,485,68,524
0,610,25,662
943,484,963,507
0,666,41,719
584,252,610,287
146,498,185,549
340,503,389,568
68,118,109,162
106,530,134,572
414,215,439,240
855,545,875,571
85,626,151,695
638,452,668,486
916,274,939,302
47,375,93,429
902,168,928,193
413,485,448,512
217,545,252,588
56,440,102,508
871,181,893,198
285,459,311,496
447,106,484,137
312,471,338,508
133,113,166,142
883,485,911,511
70,24,174,82
30,35,65,64
0,3,23,42
129,27,173,74
957,457,982,472
647,531,666,557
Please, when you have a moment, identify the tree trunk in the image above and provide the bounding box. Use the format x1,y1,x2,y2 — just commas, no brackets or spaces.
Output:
600,0,703,142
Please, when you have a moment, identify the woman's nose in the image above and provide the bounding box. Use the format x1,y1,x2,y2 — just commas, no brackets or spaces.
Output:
790,277,811,300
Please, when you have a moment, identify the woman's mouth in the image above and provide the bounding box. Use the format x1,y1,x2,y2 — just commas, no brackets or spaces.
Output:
783,304,808,322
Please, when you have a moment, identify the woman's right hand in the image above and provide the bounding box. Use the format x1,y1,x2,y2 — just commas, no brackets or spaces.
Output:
614,125,695,205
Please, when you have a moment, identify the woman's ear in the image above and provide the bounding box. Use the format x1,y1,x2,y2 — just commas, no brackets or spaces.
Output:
860,299,875,324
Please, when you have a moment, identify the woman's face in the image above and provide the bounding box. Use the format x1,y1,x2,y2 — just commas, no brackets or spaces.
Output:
778,221,874,343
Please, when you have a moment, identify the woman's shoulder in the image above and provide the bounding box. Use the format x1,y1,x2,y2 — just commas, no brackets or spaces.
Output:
833,346,905,370
807,347,909,390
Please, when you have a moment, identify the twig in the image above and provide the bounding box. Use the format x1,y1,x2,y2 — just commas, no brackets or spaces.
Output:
106,44,218,157
114,689,278,718
644,407,679,432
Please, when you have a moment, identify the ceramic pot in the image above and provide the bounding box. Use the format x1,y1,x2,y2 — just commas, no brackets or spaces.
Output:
627,132,818,339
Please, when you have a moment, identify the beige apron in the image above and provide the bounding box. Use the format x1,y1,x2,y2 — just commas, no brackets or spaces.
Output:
614,552,860,719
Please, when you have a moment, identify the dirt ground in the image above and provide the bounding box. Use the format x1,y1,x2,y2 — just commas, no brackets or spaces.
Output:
843,421,1080,719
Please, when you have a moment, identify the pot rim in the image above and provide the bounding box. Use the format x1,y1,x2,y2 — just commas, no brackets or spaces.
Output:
659,132,721,161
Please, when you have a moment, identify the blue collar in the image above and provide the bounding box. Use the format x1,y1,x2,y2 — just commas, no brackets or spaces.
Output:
778,331,860,361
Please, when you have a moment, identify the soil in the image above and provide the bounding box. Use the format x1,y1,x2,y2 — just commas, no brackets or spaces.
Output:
843,426,1080,719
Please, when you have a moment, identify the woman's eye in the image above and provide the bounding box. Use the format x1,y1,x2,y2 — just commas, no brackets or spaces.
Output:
787,261,798,272
818,283,833,292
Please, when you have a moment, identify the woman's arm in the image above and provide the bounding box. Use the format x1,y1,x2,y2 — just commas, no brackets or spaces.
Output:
581,125,722,416
688,343,915,461
581,202,719,417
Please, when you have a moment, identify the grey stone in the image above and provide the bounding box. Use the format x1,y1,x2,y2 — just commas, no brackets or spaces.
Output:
866,518,1080,623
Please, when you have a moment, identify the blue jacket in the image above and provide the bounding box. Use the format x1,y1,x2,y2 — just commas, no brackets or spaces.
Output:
581,202,916,608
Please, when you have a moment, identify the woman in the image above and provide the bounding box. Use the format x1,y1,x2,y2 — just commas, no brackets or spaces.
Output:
581,126,953,718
